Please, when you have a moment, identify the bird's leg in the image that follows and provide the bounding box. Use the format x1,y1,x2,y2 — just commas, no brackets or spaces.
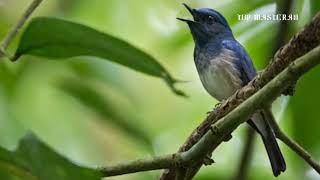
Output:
215,99,226,107
208,99,228,114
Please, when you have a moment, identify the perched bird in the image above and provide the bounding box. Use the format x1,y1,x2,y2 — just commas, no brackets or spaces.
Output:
178,4,286,176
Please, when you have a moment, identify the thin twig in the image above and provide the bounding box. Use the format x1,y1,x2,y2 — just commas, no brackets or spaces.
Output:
268,113,320,174
0,0,42,50
98,154,183,177
277,132,320,174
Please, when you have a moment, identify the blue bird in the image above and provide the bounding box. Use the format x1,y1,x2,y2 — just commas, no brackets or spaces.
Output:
178,4,286,176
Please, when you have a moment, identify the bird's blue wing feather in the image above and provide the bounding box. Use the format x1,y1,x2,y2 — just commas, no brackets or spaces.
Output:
222,39,256,84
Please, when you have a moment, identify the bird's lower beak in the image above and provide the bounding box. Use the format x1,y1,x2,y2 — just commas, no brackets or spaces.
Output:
176,17,195,24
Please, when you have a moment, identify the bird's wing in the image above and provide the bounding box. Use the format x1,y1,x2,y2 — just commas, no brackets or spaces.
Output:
222,39,256,84
223,40,286,176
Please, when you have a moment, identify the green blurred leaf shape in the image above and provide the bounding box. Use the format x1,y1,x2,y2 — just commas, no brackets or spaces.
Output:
13,17,185,97
290,67,320,151
0,134,101,180
57,77,153,149
310,0,320,17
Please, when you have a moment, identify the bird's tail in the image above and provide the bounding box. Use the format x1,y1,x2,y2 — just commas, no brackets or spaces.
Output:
261,123,286,176
249,110,286,176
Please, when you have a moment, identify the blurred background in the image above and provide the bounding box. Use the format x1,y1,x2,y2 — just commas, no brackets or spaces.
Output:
0,0,320,179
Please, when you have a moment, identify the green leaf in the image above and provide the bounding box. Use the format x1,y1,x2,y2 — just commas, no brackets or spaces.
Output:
13,17,185,97
56,77,153,150
0,134,101,180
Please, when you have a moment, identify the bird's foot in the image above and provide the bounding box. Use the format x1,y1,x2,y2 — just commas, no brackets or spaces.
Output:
215,99,228,108
214,102,222,108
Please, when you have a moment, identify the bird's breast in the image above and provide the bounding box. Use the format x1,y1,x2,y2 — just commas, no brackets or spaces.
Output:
196,48,243,100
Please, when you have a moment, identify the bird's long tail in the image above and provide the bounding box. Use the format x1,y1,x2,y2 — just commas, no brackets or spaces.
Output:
248,109,286,176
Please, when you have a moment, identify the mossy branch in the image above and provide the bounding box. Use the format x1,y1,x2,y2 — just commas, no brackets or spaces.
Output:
99,45,320,178
160,11,320,180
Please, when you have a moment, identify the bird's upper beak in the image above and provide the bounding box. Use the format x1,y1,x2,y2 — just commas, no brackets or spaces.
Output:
182,3,196,17
176,3,197,24
177,3,209,44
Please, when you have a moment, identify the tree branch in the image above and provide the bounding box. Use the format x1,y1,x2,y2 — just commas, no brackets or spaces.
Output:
0,0,42,59
268,111,320,174
277,131,320,174
0,0,317,179
98,154,183,177
160,12,320,180
178,44,320,179
98,44,320,178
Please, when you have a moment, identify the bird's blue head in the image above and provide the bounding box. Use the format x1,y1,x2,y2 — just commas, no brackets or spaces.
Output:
177,4,233,45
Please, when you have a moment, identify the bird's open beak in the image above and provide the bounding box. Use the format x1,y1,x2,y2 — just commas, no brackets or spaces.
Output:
182,3,196,17
177,3,197,24
176,17,194,23
177,3,207,44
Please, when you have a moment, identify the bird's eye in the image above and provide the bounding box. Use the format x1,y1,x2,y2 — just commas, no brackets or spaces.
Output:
208,15,214,23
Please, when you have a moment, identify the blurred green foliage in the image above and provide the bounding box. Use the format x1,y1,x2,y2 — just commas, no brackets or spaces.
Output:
0,134,101,180
0,0,319,180
13,17,185,96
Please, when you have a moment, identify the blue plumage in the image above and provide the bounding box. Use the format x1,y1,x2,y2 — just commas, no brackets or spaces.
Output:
178,4,286,176
222,39,256,83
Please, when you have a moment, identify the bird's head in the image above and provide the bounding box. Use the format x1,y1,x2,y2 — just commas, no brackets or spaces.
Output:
177,4,232,45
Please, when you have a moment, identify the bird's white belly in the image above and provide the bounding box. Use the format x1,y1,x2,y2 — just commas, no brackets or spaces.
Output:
198,60,242,101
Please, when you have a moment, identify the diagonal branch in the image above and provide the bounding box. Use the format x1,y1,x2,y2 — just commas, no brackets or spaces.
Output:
175,46,320,180
268,111,320,173
160,12,320,180
99,44,320,177
277,131,320,174
184,43,320,169
0,0,42,59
